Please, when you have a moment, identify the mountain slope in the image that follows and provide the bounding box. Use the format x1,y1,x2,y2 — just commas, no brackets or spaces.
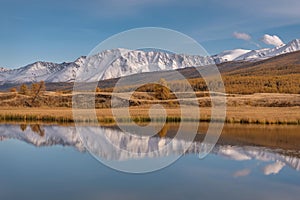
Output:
67,48,216,82
0,57,86,85
212,49,251,64
223,50,300,76
235,39,300,61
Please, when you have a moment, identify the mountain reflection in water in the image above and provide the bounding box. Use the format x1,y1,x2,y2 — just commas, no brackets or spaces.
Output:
0,123,299,175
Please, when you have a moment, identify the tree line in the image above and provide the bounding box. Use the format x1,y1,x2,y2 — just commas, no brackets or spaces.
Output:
10,81,46,106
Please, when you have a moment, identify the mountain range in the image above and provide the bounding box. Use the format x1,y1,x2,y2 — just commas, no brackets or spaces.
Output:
0,39,299,85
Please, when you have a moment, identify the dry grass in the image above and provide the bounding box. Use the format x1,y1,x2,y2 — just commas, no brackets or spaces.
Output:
0,106,299,124
0,90,299,124
0,90,299,108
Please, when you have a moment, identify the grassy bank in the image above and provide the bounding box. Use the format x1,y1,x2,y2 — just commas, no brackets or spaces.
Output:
0,106,299,125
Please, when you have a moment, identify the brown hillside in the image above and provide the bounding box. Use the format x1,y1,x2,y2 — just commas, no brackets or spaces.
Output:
222,50,300,76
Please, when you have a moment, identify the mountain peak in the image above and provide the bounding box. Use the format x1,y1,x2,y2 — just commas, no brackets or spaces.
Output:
74,56,86,66
290,38,300,43
286,38,300,48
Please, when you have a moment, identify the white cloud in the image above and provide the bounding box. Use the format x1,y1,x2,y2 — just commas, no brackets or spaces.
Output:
261,34,284,47
233,32,251,41
233,32,261,48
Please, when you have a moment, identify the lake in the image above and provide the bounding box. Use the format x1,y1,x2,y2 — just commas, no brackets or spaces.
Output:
0,123,299,200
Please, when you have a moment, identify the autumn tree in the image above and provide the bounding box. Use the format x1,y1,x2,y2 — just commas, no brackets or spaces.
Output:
31,81,46,105
19,84,29,95
95,87,101,93
31,81,46,96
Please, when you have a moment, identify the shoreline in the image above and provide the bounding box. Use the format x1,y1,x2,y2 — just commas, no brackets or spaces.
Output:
0,106,299,125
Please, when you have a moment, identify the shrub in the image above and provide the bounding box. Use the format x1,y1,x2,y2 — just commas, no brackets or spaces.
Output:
9,88,17,92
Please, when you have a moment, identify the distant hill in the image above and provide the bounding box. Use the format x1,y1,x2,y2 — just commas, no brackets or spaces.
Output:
221,50,300,76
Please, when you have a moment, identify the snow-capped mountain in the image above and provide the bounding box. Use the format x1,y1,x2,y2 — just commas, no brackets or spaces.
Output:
0,39,299,84
77,48,215,82
235,39,300,61
0,57,84,84
212,49,251,64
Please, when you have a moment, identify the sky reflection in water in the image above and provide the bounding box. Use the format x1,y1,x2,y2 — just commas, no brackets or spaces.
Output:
0,123,299,200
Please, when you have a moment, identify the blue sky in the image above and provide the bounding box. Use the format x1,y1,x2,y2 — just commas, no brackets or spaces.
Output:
1,0,300,68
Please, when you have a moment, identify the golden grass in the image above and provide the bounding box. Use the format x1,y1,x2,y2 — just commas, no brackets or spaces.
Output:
0,106,299,124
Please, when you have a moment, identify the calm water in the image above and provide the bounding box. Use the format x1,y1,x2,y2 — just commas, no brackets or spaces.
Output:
0,123,300,200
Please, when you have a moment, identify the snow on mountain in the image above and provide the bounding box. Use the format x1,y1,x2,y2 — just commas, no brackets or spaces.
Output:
0,49,216,84
101,50,213,80
0,60,83,84
0,39,299,84
281,39,300,52
235,39,300,61
80,48,215,81
212,49,251,64
234,48,271,61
